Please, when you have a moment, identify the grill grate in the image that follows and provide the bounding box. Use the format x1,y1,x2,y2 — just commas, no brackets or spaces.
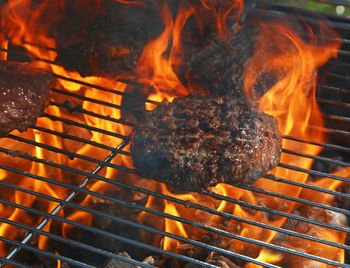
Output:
0,0,350,267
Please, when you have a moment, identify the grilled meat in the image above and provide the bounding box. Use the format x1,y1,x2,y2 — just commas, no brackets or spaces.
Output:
0,61,52,137
131,93,281,192
184,25,259,97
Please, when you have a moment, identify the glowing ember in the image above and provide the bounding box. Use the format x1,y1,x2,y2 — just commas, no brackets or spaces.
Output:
0,0,347,266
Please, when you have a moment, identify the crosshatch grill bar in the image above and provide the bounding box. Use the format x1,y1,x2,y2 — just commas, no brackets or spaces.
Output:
0,149,349,253
0,1,349,267
0,175,346,268
0,136,130,266
0,137,349,236
0,196,279,268
230,182,350,217
0,129,350,264
0,257,27,268
0,80,349,266
0,82,348,266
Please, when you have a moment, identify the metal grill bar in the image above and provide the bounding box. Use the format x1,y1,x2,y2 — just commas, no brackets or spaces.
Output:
0,200,225,268
0,83,348,266
0,237,92,267
50,101,136,127
0,160,347,255
0,143,348,236
33,125,130,154
52,88,123,111
2,137,129,265
320,72,350,83
205,191,350,234
0,180,344,268
263,174,350,199
0,217,155,268
53,74,159,105
6,134,132,173
8,128,350,187
318,98,350,110
278,163,350,183
42,113,129,140
318,84,350,95
0,152,348,264
0,257,27,268
282,149,350,168
230,183,350,216
283,135,350,153
0,170,283,267
0,2,349,266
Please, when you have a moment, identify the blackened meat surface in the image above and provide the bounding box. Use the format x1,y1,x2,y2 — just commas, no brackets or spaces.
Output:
0,61,52,137
184,25,259,96
131,93,281,192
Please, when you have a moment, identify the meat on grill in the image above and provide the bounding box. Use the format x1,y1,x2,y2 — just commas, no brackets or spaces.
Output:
0,61,52,137
131,93,281,192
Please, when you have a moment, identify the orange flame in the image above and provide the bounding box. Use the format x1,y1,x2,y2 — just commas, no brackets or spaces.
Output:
0,0,347,266
137,1,195,106
0,0,131,254
198,0,244,37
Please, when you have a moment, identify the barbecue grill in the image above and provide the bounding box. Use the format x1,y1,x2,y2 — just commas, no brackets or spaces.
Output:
0,0,350,267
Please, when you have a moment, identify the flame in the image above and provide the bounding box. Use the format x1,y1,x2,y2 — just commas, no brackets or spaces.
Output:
0,0,131,255
0,38,8,60
0,0,347,267
136,1,195,104
244,20,341,214
136,2,345,267
114,0,144,5
198,0,244,37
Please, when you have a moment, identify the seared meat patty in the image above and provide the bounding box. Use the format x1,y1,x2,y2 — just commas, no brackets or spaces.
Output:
0,61,52,137
131,93,281,192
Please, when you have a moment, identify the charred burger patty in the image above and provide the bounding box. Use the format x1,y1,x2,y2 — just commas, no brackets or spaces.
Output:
131,93,281,192
0,61,52,137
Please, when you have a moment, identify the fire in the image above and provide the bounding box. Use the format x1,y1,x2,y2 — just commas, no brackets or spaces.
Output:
0,0,347,267
0,0,131,257
135,1,346,266
137,1,195,105
198,0,244,37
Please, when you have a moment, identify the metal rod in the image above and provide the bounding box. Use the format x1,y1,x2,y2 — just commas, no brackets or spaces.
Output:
1,164,348,255
2,138,129,264
264,174,350,199
53,74,158,105
0,217,155,268
205,190,350,234
282,148,350,168
0,237,93,267
6,135,134,173
33,126,129,154
282,135,350,153
51,88,123,111
41,113,130,140
325,114,350,123
50,101,136,127
317,97,350,109
0,257,27,268
230,182,350,216
318,83,350,95
278,163,350,183
0,189,344,267
0,202,221,268
2,143,349,234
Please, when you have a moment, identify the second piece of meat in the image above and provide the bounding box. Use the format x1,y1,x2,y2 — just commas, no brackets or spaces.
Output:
0,61,52,137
